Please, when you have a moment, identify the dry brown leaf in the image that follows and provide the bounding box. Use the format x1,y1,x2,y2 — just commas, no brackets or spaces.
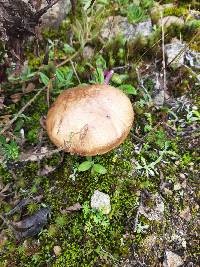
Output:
23,82,35,94
39,165,55,176
0,115,12,127
10,93,23,103
0,96,5,109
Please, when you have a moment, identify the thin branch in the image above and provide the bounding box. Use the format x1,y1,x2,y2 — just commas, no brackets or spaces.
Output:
161,11,167,97
70,59,81,84
56,49,81,68
0,86,46,134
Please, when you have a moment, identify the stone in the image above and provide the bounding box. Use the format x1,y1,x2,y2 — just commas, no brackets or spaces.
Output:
139,194,164,221
185,50,200,70
152,72,165,107
135,19,152,38
179,206,192,222
91,190,111,214
82,45,95,60
150,3,175,24
173,183,182,191
163,251,184,267
165,40,186,69
53,245,61,256
189,9,200,20
101,16,135,40
158,16,184,28
40,0,71,28
142,234,157,251
101,16,152,41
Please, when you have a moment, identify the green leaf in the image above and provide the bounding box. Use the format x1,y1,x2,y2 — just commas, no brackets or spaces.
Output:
63,44,75,54
78,161,93,172
39,72,50,86
86,156,92,161
96,55,107,69
119,84,137,95
56,69,65,82
0,134,6,145
127,4,145,24
92,164,107,174
111,74,128,85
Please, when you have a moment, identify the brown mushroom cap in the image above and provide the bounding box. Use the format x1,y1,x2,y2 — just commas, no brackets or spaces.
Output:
46,84,134,156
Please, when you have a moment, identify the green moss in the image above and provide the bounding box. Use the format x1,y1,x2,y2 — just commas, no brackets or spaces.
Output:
27,55,44,69
42,19,71,42
163,6,189,17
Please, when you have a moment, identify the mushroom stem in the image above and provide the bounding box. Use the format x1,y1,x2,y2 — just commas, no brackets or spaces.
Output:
104,70,114,85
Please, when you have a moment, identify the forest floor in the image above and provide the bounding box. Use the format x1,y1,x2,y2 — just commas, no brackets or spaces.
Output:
0,1,199,266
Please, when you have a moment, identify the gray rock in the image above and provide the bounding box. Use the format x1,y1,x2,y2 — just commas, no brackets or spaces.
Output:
101,16,152,41
139,194,164,221
158,16,184,28
185,50,200,70
189,9,200,20
135,19,152,38
101,16,135,40
152,73,165,107
163,251,184,267
150,3,175,24
82,45,95,60
91,190,111,214
165,40,186,69
41,0,71,28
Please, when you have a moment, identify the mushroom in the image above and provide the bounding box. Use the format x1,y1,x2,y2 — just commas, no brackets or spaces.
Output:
46,84,134,156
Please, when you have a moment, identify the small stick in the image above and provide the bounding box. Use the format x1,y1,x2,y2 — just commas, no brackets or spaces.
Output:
70,59,81,84
161,11,167,98
56,49,80,68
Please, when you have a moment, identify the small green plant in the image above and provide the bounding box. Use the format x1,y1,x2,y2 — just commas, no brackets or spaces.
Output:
39,65,74,94
27,202,39,215
82,201,110,233
78,156,107,174
90,55,107,84
136,222,149,234
55,215,67,229
135,142,172,177
119,84,137,95
144,112,153,133
0,135,19,161
8,65,36,82
186,106,200,123
90,67,105,84
127,4,146,24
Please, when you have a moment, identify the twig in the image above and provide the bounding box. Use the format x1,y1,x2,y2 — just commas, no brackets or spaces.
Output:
161,11,167,98
70,59,81,84
56,49,81,68
183,64,200,82
0,86,46,134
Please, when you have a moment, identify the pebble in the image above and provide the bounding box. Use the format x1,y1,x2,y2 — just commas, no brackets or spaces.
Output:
91,190,111,215
163,251,184,267
165,40,186,69
179,173,186,179
53,245,62,256
179,206,192,222
158,16,184,29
